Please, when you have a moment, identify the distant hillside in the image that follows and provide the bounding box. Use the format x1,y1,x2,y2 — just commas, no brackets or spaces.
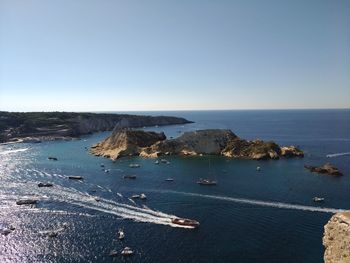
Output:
0,111,192,143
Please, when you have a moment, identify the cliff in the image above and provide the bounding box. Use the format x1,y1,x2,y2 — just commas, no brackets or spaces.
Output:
91,129,304,160
323,213,350,263
0,112,192,143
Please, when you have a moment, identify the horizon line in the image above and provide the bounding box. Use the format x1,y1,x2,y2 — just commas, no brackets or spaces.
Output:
1,107,350,113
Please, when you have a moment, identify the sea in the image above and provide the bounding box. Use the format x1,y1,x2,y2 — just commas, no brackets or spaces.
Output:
0,109,349,263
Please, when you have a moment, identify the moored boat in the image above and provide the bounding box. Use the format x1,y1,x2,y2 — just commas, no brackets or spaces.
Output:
129,164,140,168
197,178,217,185
121,247,134,256
140,193,147,200
123,175,136,179
165,178,174,182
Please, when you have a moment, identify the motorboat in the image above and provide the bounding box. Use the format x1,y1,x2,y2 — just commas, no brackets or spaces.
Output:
165,178,174,182
197,178,217,185
256,166,261,171
140,193,147,200
118,229,125,240
16,199,38,205
109,250,118,257
160,159,168,163
171,218,200,228
123,175,136,179
129,164,140,168
313,197,325,202
154,160,159,164
48,156,58,161
68,176,83,180
131,194,140,199
38,182,53,187
121,247,134,256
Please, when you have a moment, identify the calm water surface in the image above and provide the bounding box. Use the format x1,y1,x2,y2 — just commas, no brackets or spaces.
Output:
1,110,349,262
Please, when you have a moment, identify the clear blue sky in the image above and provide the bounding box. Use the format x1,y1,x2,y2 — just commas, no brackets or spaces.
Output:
0,0,349,111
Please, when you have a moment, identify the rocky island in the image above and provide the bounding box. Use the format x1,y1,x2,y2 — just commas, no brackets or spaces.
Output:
304,163,343,176
0,111,192,143
91,129,304,160
323,212,350,263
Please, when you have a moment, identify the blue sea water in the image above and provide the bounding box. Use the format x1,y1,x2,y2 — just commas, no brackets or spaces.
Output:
0,109,349,263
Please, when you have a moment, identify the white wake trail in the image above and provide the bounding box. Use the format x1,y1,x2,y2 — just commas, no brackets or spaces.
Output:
326,152,350,158
150,190,349,214
0,148,29,155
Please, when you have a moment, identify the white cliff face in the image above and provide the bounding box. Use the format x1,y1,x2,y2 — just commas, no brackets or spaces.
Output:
323,213,350,263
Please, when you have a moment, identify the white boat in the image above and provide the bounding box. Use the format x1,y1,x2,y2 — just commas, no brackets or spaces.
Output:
140,193,147,200
165,178,174,182
155,160,159,164
121,247,134,256
131,194,140,199
129,164,140,168
160,159,167,163
118,229,125,240
313,197,325,202
256,166,261,171
109,250,118,257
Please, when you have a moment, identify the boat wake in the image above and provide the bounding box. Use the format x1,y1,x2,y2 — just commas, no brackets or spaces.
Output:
326,152,350,158
0,148,29,155
150,190,348,214
0,183,194,229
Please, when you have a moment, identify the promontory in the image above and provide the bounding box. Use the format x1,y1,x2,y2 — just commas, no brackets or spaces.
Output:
0,111,192,143
91,129,304,160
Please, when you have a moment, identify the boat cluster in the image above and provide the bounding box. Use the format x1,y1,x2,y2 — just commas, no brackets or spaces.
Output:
109,229,134,257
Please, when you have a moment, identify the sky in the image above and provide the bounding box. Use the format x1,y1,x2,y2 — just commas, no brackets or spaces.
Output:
0,0,349,111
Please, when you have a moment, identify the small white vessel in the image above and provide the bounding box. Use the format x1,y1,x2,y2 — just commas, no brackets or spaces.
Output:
129,164,140,168
131,194,140,199
160,159,167,163
140,193,147,200
118,229,125,240
155,160,159,164
256,166,261,171
165,178,174,182
313,197,325,202
121,247,134,256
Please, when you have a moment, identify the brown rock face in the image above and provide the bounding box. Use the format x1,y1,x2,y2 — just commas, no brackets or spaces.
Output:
304,163,343,176
90,130,166,160
323,213,350,263
91,129,304,161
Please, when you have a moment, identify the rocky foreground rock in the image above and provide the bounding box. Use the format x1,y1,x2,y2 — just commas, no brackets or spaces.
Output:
304,163,343,176
323,213,350,263
91,129,304,160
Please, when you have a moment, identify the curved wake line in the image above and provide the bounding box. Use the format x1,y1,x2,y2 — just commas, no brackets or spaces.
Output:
0,148,29,155
326,152,350,158
150,190,349,214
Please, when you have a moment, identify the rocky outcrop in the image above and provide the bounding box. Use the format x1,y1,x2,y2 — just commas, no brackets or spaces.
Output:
0,112,192,142
305,163,343,176
323,213,350,263
91,129,304,160
91,130,166,160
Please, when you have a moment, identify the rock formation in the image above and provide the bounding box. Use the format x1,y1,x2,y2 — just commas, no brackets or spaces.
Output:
304,163,343,176
323,212,350,263
91,129,304,160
